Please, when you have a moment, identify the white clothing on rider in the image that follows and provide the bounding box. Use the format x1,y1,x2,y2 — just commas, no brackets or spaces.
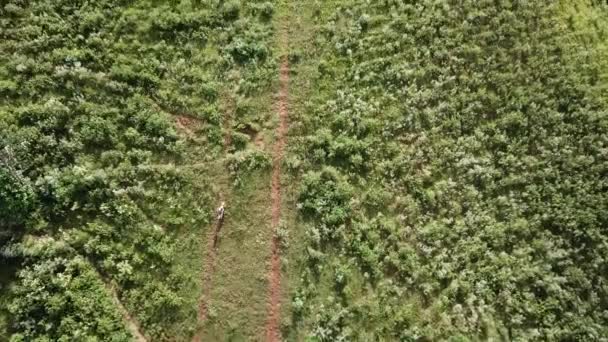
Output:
216,202,226,220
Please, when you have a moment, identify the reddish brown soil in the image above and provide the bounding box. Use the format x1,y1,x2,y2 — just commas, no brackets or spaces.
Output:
175,115,199,138
150,99,202,138
265,48,290,342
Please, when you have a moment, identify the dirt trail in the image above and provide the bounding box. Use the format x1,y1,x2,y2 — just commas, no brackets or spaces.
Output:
192,95,233,342
105,282,147,342
192,217,223,342
265,25,290,342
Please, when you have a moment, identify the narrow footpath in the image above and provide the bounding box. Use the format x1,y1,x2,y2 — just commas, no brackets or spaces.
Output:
192,209,223,342
103,280,147,342
265,21,290,342
192,95,234,342
192,4,293,341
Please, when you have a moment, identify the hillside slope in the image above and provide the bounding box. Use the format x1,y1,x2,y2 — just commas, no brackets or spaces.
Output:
289,0,608,340
0,0,276,340
1,0,608,341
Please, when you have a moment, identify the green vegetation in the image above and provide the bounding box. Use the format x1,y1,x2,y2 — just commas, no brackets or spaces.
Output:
2,0,608,341
291,0,608,340
0,0,276,340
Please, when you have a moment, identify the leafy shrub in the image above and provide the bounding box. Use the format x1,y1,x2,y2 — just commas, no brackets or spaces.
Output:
226,149,272,183
221,1,240,20
275,221,290,250
8,256,130,341
299,167,352,231
0,149,35,229
248,2,274,20
225,38,269,65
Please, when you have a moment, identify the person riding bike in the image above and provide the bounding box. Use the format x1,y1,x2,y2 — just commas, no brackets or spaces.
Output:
216,201,226,221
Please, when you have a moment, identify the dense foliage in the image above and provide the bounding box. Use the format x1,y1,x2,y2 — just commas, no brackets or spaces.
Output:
8,242,129,341
0,0,275,340
293,0,608,340
3,0,608,340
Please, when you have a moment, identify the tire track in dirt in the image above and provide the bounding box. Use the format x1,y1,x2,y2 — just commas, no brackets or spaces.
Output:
265,24,290,342
192,96,234,342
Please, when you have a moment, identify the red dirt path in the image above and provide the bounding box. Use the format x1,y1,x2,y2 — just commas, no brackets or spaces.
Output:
265,43,290,341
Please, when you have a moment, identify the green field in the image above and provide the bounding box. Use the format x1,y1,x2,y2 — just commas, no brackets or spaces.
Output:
1,0,608,341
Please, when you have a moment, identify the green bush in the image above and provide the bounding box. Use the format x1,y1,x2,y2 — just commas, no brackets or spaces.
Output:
299,168,352,241
0,168,34,229
226,149,272,183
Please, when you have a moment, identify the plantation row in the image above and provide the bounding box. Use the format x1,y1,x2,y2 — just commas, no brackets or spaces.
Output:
0,0,276,340
292,0,608,340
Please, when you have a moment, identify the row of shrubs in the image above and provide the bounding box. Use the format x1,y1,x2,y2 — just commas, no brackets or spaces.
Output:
292,0,608,340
